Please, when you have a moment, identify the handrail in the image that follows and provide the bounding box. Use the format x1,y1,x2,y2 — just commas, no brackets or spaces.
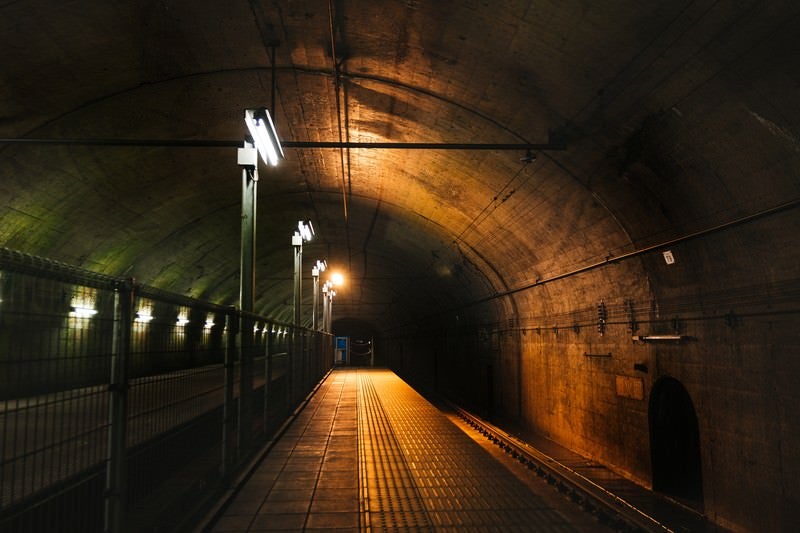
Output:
0,247,120,290
0,246,330,333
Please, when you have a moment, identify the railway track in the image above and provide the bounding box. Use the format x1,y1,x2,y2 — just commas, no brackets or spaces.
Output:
450,404,676,533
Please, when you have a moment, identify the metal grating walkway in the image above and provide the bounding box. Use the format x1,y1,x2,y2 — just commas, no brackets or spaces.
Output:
205,368,604,532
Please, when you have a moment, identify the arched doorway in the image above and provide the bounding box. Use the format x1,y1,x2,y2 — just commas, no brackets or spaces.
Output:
649,377,704,508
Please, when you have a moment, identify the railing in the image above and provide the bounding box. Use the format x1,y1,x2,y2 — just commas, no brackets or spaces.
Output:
0,248,333,532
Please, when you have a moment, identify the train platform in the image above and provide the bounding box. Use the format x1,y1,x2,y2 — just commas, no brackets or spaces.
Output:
198,368,712,532
199,368,614,532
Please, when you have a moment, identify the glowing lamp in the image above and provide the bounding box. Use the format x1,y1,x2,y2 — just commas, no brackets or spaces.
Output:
244,108,284,166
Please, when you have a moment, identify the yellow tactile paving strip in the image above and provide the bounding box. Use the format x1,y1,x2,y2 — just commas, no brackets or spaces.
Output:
358,371,432,531
357,369,579,532
209,368,584,532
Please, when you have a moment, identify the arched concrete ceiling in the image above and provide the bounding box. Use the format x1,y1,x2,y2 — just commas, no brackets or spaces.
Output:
2,1,799,334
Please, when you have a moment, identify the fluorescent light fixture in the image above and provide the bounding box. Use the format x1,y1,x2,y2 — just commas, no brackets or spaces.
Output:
70,306,97,318
244,108,284,166
312,259,326,277
632,334,687,342
297,220,314,242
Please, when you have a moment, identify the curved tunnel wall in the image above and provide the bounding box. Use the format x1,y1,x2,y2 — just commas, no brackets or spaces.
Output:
2,2,799,532
388,203,799,533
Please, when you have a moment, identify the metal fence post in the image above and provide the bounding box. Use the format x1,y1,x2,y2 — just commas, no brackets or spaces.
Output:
221,307,237,480
238,314,253,453
104,278,134,533
264,326,273,432
288,327,296,406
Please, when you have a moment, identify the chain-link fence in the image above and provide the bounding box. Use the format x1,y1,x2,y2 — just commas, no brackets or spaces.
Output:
0,248,333,532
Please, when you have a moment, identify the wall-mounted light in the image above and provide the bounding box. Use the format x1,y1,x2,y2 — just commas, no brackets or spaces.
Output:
243,108,284,166
632,334,689,343
176,314,190,327
70,305,97,318
136,308,154,323
70,293,97,319
204,316,215,330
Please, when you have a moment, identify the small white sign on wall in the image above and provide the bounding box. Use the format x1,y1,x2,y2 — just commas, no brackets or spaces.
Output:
662,250,676,265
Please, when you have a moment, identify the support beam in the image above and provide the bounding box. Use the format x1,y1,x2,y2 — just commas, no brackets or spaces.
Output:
0,138,566,150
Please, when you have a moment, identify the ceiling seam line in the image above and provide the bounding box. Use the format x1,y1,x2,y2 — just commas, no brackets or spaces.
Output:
328,0,349,225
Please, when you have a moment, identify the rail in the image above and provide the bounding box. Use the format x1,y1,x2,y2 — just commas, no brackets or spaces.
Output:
450,403,675,533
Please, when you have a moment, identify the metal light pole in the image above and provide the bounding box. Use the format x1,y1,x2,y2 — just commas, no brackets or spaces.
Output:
311,259,326,331
321,282,329,333
292,220,314,327
238,108,284,312
236,108,283,459
292,232,302,327
312,265,319,330
238,141,257,314
324,286,336,333
324,273,343,333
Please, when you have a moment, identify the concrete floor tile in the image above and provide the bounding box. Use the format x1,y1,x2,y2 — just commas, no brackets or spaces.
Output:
312,487,358,501
271,476,317,490
315,475,358,490
310,497,359,513
265,488,315,501
249,512,307,530
257,499,310,514
281,460,323,472
305,511,359,529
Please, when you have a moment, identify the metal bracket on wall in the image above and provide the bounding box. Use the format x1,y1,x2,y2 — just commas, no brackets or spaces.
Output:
597,300,607,336
625,299,638,334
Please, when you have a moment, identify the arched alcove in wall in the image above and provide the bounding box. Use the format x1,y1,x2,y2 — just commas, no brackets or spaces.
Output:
649,377,704,509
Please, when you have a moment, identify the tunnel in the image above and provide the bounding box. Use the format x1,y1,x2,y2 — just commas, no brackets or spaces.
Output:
1,2,799,532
